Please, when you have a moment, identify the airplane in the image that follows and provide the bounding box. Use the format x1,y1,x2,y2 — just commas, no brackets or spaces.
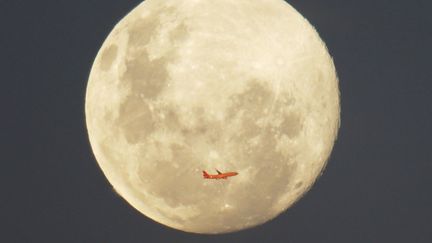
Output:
202,169,238,179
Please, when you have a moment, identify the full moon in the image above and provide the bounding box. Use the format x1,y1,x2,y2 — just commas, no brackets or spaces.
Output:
85,0,340,234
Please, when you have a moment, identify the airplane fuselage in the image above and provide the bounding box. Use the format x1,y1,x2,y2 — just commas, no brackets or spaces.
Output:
203,170,238,179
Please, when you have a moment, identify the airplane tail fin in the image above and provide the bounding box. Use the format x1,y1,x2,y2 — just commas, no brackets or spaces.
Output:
202,170,210,178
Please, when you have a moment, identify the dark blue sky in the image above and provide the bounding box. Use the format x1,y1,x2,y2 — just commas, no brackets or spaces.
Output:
2,0,431,242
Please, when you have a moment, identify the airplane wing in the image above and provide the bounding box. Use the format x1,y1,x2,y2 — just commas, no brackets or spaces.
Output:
216,169,222,175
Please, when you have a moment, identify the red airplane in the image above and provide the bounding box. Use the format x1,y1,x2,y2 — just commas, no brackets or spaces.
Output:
202,169,238,179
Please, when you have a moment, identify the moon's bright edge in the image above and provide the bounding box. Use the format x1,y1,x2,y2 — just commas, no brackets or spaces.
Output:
85,0,340,234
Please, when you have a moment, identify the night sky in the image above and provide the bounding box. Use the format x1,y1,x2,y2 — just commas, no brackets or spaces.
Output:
2,0,431,242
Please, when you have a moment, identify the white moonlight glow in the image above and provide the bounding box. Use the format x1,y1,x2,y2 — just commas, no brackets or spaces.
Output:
86,0,340,234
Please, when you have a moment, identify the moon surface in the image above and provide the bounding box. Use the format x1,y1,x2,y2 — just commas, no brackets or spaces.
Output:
85,0,340,234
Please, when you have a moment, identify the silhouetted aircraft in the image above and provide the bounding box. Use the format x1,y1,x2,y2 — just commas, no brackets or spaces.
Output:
202,169,238,179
